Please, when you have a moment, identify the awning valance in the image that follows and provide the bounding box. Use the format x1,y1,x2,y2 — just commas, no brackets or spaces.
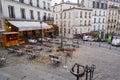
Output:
8,21,51,31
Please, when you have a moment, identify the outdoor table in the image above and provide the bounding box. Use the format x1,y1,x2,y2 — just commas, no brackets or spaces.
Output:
49,54,62,65
0,57,6,64
27,53,36,59
64,51,73,57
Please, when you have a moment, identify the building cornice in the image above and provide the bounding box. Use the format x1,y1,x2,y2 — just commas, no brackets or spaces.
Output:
53,2,84,7
63,7,93,12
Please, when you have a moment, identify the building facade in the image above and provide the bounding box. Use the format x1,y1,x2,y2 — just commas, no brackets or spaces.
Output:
53,0,92,38
117,9,120,35
106,0,120,35
1,0,52,21
0,0,5,38
0,0,53,38
62,8,92,38
92,0,107,38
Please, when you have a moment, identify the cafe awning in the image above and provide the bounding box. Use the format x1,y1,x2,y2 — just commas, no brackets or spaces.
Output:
8,21,51,31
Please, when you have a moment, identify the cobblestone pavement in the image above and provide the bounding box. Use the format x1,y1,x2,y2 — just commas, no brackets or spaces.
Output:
0,41,120,80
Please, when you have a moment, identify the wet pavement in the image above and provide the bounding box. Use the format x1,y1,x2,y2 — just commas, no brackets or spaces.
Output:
0,40,120,80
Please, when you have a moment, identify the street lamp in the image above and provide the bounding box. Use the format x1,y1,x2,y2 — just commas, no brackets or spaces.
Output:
40,21,43,44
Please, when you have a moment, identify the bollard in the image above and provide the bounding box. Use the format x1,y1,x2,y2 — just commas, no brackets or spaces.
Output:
98,42,100,47
90,42,92,45
63,54,68,69
85,65,90,80
88,64,96,80
84,64,96,80
109,44,111,50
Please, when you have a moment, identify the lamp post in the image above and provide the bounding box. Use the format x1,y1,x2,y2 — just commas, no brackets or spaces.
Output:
40,21,43,44
60,9,63,50
60,25,63,50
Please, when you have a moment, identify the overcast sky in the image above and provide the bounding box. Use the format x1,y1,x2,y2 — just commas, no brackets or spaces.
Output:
51,0,77,5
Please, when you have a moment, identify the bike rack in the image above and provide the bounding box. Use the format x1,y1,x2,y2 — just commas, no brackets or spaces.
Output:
70,63,96,80
70,63,85,80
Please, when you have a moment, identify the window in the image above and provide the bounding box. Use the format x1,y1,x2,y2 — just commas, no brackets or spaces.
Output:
64,12,66,19
101,3,104,9
97,2,99,8
99,11,101,16
19,0,24,3
80,20,82,26
102,25,104,30
80,11,82,18
99,18,100,23
89,20,91,25
75,29,77,34
37,0,39,7
69,12,71,19
68,21,70,27
95,11,97,16
60,13,62,19
64,21,66,26
103,11,105,16
30,0,32,6
98,25,100,30
37,11,40,20
20,8,26,19
85,12,87,18
8,5,15,18
43,1,46,9
93,1,95,8
94,25,96,31
84,20,86,26
43,12,46,21
94,18,96,23
0,20,2,29
30,10,34,19
68,29,70,34
48,3,50,10
48,13,50,20
105,4,107,9
89,12,91,18
56,14,58,19
103,19,105,23
75,12,78,18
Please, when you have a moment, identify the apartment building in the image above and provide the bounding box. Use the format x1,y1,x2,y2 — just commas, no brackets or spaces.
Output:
117,9,120,35
53,0,90,38
0,0,53,38
106,0,120,35
0,0,4,37
62,8,92,38
92,0,108,38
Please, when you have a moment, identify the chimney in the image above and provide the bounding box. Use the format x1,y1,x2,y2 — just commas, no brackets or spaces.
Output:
61,0,64,3
78,0,80,6
81,0,84,5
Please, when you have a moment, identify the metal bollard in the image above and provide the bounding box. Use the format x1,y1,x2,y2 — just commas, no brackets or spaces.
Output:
109,44,111,50
85,64,96,80
85,65,90,80
89,65,96,80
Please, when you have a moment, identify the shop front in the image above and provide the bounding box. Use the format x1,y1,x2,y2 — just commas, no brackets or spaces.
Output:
5,20,51,38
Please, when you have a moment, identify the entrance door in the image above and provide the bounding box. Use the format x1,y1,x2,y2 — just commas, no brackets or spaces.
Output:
23,31,28,38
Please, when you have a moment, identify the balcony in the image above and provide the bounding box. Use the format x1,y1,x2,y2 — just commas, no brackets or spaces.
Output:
109,5,119,9
43,17,54,25
46,17,54,21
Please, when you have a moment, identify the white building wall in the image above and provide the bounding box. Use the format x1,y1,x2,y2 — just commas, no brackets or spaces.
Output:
0,0,4,32
106,0,119,34
92,9,107,31
1,0,52,20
